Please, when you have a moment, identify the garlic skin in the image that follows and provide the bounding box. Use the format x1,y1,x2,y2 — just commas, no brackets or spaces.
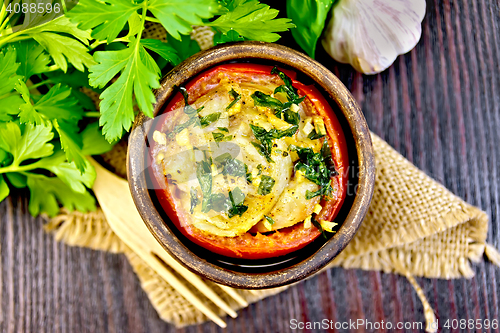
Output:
321,0,426,74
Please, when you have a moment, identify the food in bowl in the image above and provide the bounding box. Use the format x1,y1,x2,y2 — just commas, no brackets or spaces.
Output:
149,63,348,259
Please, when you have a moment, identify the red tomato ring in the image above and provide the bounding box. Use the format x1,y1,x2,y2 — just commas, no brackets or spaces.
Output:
149,64,349,259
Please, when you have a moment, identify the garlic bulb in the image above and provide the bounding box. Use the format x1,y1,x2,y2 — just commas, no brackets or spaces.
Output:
321,0,426,74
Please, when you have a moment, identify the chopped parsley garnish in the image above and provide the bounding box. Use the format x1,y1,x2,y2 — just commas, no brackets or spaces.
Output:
290,143,338,200
283,109,300,125
170,86,204,136
226,89,241,110
307,129,326,140
264,215,275,225
217,127,229,133
249,67,307,128
311,216,328,239
228,187,248,217
190,187,199,214
251,91,283,112
249,124,298,162
271,67,305,104
214,153,247,177
212,132,233,144
196,156,213,213
321,139,339,178
257,175,275,195
195,153,248,217
200,112,221,128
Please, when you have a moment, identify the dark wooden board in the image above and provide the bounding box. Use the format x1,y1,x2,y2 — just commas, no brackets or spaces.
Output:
2,0,500,331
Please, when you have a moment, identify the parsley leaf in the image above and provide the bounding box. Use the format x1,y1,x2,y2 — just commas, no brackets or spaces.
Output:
148,0,219,40
283,109,300,125
196,157,213,212
67,0,141,43
14,81,87,172
27,175,96,217
214,153,247,177
227,187,248,217
92,39,161,142
166,33,201,63
17,16,95,72
226,88,241,110
141,39,181,65
0,47,21,96
271,67,305,104
213,29,245,45
14,40,50,79
81,122,115,155
307,129,326,140
290,144,337,200
250,123,298,162
257,175,275,195
251,91,283,112
0,122,98,217
208,0,294,42
0,175,9,202
0,122,54,165
200,112,221,128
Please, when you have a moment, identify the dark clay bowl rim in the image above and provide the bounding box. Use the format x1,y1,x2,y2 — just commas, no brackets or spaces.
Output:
127,41,375,289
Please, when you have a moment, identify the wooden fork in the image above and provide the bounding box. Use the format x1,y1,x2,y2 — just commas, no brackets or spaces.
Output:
89,158,248,328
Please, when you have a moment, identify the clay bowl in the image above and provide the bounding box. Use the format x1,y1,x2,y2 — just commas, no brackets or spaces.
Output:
127,41,375,289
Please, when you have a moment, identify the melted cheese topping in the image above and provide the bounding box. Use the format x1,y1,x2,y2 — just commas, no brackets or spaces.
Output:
153,76,325,237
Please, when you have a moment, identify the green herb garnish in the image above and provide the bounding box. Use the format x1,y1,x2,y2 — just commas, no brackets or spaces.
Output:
228,187,248,217
271,67,304,103
170,87,204,136
214,153,247,177
251,91,283,112
311,216,328,239
283,109,300,126
196,156,213,213
190,187,199,214
257,175,275,195
212,132,233,144
290,144,337,200
200,112,221,128
249,124,298,162
307,129,326,140
226,89,241,110
264,215,275,225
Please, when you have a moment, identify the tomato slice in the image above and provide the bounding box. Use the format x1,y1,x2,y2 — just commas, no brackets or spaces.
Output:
150,63,349,259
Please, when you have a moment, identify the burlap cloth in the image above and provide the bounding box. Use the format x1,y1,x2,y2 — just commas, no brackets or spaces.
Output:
44,25,500,332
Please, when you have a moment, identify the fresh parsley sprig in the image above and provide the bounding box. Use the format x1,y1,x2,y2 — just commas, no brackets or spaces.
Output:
66,0,294,143
0,38,112,217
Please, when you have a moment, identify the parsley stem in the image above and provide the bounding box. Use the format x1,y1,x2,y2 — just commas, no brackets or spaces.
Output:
145,16,160,23
0,163,35,174
89,37,130,50
0,3,7,26
46,65,61,72
0,91,19,100
28,80,53,91
84,112,101,118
